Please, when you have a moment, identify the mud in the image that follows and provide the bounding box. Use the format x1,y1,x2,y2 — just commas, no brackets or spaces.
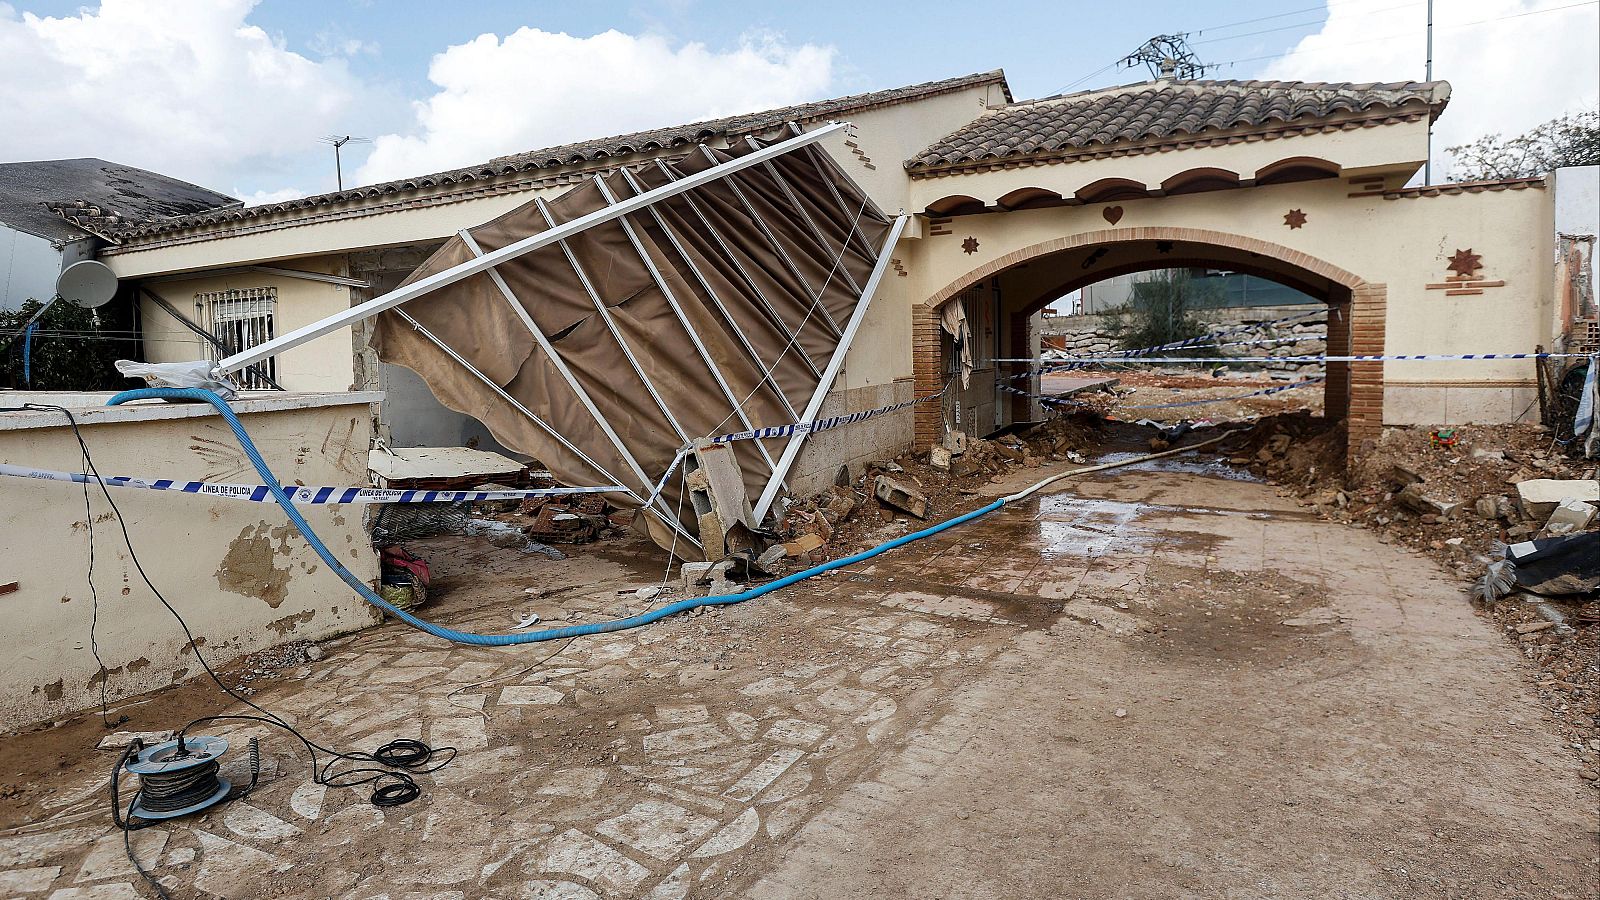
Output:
1,458,1594,899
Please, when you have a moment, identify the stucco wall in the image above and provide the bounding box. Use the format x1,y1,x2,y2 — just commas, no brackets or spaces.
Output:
899,170,1556,426
0,393,383,732
140,256,362,392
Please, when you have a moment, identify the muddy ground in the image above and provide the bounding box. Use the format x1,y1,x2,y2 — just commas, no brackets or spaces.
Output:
0,422,1596,899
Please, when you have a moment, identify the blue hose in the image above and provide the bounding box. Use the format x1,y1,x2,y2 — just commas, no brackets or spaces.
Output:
107,387,1008,646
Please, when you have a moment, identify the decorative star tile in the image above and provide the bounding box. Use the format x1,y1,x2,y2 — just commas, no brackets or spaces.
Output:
1446,248,1482,278
961,236,979,255
1283,209,1307,229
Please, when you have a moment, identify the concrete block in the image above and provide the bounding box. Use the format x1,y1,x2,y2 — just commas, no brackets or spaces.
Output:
685,438,757,558
875,476,929,519
929,446,952,471
1542,497,1598,537
1516,479,1600,519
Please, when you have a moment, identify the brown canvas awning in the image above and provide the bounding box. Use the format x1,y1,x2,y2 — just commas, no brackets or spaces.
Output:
373,127,896,554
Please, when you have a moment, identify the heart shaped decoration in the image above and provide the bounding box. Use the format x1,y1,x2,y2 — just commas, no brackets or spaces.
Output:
1102,206,1124,225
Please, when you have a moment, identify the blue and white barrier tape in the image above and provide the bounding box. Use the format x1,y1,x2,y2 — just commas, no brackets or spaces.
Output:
0,462,620,504
711,385,948,444
1017,352,1591,365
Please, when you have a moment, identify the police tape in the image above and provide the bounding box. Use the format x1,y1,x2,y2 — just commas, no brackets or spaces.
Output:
710,385,950,444
1015,351,1592,365
1038,307,1329,370
0,462,621,505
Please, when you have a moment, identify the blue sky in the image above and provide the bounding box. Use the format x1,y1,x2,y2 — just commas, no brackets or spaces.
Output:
1,1,1595,200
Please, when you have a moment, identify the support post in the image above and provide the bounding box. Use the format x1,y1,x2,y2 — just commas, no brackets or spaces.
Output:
751,214,910,522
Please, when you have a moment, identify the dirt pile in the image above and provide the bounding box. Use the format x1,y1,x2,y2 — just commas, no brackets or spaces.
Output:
777,414,1105,561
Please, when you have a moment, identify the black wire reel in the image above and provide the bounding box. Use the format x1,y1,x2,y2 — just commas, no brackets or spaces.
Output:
115,735,257,824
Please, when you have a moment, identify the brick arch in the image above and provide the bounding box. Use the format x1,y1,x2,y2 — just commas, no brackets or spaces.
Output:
911,226,1386,459
924,226,1368,313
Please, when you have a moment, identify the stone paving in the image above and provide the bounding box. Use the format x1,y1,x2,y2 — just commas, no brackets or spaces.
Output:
4,457,1593,899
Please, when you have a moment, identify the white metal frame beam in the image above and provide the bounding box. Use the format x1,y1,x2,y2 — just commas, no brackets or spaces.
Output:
696,146,845,339
456,230,694,544
751,213,910,521
617,167,799,421
651,159,825,381
589,175,779,472
532,197,692,446
215,122,845,376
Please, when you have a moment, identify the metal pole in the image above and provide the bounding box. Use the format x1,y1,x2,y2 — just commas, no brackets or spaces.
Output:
455,230,695,544
697,146,844,338
617,166,800,419
532,197,692,445
752,214,910,522
651,159,825,380
216,122,845,375
1424,0,1434,185
589,175,779,471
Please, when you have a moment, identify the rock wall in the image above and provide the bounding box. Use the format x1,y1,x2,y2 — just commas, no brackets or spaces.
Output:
1041,304,1328,375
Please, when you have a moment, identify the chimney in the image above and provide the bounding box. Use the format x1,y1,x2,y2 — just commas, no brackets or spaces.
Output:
1159,58,1177,80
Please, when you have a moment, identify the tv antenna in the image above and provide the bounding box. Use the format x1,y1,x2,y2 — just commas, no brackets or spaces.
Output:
319,135,370,191
1121,34,1215,81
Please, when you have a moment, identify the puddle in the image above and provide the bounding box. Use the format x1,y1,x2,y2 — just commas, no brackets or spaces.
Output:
1090,450,1262,483
1031,494,1158,558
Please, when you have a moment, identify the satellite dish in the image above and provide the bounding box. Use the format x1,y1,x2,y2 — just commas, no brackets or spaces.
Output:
55,260,118,309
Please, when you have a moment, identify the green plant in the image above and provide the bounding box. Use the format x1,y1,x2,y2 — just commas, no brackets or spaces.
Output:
0,298,133,391
1103,269,1225,357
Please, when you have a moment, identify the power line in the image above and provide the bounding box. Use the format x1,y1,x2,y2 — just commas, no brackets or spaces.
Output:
1050,0,1595,95
1192,3,1424,46
1210,0,1598,70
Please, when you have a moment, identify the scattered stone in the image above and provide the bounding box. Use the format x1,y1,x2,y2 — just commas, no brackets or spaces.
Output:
929,446,952,471
1515,479,1600,519
1514,621,1555,634
1114,708,1128,718
874,476,929,520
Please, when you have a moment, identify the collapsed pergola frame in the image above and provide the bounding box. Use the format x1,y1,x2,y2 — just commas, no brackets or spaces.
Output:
217,123,907,555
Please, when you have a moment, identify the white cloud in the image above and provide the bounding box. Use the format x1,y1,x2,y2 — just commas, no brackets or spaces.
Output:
1257,0,1599,178
238,187,305,206
0,0,378,197
355,28,835,185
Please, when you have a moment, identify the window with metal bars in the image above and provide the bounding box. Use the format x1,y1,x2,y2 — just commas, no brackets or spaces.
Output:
196,287,278,389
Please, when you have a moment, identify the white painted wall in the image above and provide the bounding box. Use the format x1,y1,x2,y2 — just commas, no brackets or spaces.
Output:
0,392,383,731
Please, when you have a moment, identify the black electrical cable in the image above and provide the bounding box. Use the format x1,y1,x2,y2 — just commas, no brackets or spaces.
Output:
6,405,455,897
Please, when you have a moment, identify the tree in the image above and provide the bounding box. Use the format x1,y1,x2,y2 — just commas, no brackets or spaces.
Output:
0,299,132,391
1447,110,1600,182
1104,269,1225,357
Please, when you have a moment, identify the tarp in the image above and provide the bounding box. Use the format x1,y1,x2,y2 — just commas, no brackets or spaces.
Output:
374,133,893,553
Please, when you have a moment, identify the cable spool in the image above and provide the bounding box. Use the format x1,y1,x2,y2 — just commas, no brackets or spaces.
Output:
124,736,232,820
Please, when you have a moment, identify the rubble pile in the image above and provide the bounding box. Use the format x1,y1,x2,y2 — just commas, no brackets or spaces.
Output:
776,414,1104,563
1236,415,1600,775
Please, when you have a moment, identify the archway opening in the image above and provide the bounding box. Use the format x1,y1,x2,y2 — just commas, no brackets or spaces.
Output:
916,234,1370,462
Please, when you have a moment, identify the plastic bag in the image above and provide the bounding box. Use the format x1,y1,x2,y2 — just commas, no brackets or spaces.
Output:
115,360,238,401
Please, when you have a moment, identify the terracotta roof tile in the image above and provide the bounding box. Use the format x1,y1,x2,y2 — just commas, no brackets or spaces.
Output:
108,70,1009,244
907,78,1449,174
